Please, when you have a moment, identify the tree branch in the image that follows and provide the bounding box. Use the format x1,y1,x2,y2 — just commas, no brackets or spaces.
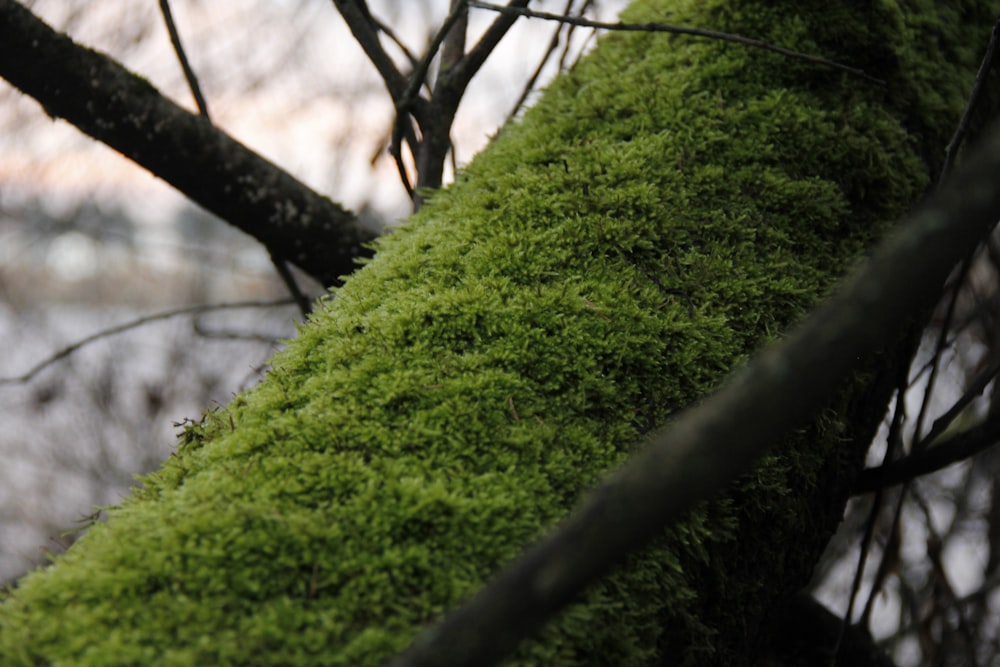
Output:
450,0,531,91
467,1,885,85
854,414,1000,494
157,0,310,314
402,0,475,199
0,299,296,386
505,0,583,123
331,0,420,111
158,0,210,118
0,0,374,287
383,119,1000,667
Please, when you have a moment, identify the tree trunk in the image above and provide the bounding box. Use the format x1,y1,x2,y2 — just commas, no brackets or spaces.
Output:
1,1,996,665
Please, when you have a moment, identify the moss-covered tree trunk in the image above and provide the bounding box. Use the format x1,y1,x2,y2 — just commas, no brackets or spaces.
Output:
1,1,996,665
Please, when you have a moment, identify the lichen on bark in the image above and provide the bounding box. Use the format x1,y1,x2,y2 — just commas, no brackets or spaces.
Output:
1,1,997,665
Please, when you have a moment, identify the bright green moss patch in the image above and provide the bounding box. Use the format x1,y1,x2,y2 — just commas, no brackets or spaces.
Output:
3,1,997,665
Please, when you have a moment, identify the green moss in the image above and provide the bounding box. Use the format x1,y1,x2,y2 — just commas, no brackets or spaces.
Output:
2,1,996,665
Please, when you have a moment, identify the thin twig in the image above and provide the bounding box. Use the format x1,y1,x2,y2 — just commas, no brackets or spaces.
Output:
467,1,886,85
941,19,1000,184
861,492,905,627
853,412,1000,494
370,14,420,68
158,0,210,117
192,316,287,343
915,339,1000,450
915,492,982,667
506,0,576,123
833,331,914,663
268,247,313,317
332,0,411,103
556,0,596,72
878,563,1000,645
390,0,470,170
912,273,967,448
0,299,296,386
333,0,432,199
450,0,530,90
159,0,310,313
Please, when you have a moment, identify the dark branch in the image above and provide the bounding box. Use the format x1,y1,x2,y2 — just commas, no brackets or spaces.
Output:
383,118,1000,667
467,1,886,85
331,0,417,109
333,0,431,199
158,0,310,314
393,1,470,147
0,0,375,287
506,0,582,123
450,0,531,91
439,0,469,77
0,299,296,386
400,0,475,200
941,18,1000,183
370,14,421,68
922,349,1000,446
854,414,1000,494
158,0,210,118
267,247,315,317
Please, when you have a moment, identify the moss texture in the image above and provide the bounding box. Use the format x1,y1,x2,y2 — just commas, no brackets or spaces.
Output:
2,1,997,665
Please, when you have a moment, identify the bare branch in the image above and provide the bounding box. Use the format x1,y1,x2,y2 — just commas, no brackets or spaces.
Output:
0,0,375,287
942,18,1000,183
158,0,310,313
394,0,471,134
369,14,421,68
266,246,314,317
915,344,1000,452
854,414,1000,494
439,0,469,77
467,1,886,85
505,0,577,122
396,0,473,203
450,0,531,91
911,255,975,450
331,0,413,106
158,0,210,118
382,108,1000,667
0,299,296,387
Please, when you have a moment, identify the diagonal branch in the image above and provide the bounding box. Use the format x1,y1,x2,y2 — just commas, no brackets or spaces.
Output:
467,1,885,85
448,0,531,93
395,0,473,201
0,0,374,288
158,0,310,315
506,0,586,123
331,0,421,113
158,0,210,118
332,0,430,199
383,119,1000,667
853,414,1000,494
